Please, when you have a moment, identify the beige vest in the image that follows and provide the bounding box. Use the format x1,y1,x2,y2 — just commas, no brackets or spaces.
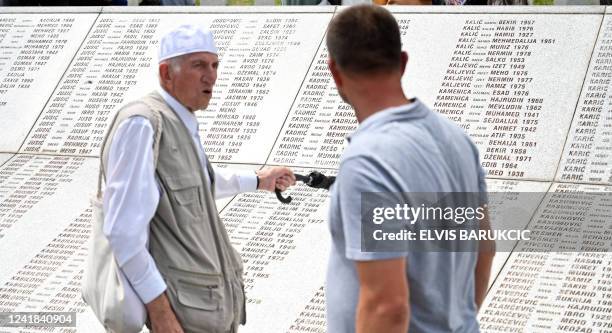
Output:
101,91,246,333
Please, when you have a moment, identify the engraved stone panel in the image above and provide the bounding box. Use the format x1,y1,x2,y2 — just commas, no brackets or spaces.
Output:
211,162,263,211
517,183,612,253
267,42,352,169
403,14,597,181
0,6,609,333
269,13,600,182
0,159,334,333
0,14,97,153
0,210,92,333
0,159,266,332
19,12,331,164
0,155,98,331
220,166,333,333
403,13,599,182
479,183,612,332
485,179,551,284
0,154,13,167
0,155,97,280
286,286,326,333
481,252,612,332
556,15,612,185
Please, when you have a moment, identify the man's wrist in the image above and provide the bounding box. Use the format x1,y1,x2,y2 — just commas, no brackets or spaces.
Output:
255,171,260,190
146,292,170,315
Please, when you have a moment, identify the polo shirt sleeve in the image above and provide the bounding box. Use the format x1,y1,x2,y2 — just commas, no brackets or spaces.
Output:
472,144,488,206
336,155,408,262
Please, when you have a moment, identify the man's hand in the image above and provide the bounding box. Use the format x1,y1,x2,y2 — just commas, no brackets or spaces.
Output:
256,166,296,192
146,293,184,333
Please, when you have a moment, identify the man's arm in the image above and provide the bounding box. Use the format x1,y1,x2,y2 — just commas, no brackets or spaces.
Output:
355,258,410,333
474,206,495,311
104,116,182,332
146,294,183,333
334,156,410,332
212,166,296,199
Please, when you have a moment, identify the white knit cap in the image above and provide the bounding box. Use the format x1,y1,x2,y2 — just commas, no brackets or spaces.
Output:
158,24,218,63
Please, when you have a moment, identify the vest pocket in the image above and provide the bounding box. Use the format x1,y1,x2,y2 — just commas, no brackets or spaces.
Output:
177,282,219,311
166,174,203,224
169,268,225,332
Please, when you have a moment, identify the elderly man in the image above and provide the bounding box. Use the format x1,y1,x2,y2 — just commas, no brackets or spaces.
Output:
101,24,295,333
324,5,494,333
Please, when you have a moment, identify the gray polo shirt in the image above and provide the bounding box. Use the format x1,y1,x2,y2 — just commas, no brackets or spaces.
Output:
326,99,486,333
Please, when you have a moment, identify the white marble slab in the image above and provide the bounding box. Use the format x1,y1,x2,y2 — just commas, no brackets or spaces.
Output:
266,40,350,169
18,12,331,165
211,162,262,211
518,182,612,253
269,13,600,182
0,154,13,167
219,166,334,333
403,13,597,181
479,183,612,332
0,14,97,153
0,160,265,333
285,285,326,333
485,179,551,286
0,7,608,333
229,177,552,333
556,15,612,185
0,159,333,333
0,155,98,331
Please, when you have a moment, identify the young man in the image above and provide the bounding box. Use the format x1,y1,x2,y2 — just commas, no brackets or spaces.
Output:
325,5,494,333
102,24,295,333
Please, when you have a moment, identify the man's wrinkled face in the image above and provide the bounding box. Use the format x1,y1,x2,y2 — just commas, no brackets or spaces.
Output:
169,52,218,112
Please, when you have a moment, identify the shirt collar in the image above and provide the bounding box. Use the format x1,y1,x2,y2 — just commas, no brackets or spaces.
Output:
347,98,427,143
157,86,199,136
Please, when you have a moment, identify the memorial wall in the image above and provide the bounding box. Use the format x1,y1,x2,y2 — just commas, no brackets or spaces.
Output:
0,5,611,332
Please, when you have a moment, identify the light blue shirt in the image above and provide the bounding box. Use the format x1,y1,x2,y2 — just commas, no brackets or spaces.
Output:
103,88,257,305
326,99,487,333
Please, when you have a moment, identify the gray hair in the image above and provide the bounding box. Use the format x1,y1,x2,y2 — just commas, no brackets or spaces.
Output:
159,54,186,77
158,55,186,84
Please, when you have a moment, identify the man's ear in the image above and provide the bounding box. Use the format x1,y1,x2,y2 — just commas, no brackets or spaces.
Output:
328,58,343,88
159,63,171,84
400,51,409,76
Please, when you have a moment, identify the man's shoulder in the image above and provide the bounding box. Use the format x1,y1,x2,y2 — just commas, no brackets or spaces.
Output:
342,120,421,162
116,92,167,123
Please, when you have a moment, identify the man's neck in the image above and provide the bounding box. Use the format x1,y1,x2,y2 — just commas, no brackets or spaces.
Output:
159,85,196,113
337,69,410,123
347,81,411,123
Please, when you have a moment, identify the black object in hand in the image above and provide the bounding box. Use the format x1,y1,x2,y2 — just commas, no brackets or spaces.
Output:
275,171,336,204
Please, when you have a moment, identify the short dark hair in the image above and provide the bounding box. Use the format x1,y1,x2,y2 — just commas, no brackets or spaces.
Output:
326,5,402,75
